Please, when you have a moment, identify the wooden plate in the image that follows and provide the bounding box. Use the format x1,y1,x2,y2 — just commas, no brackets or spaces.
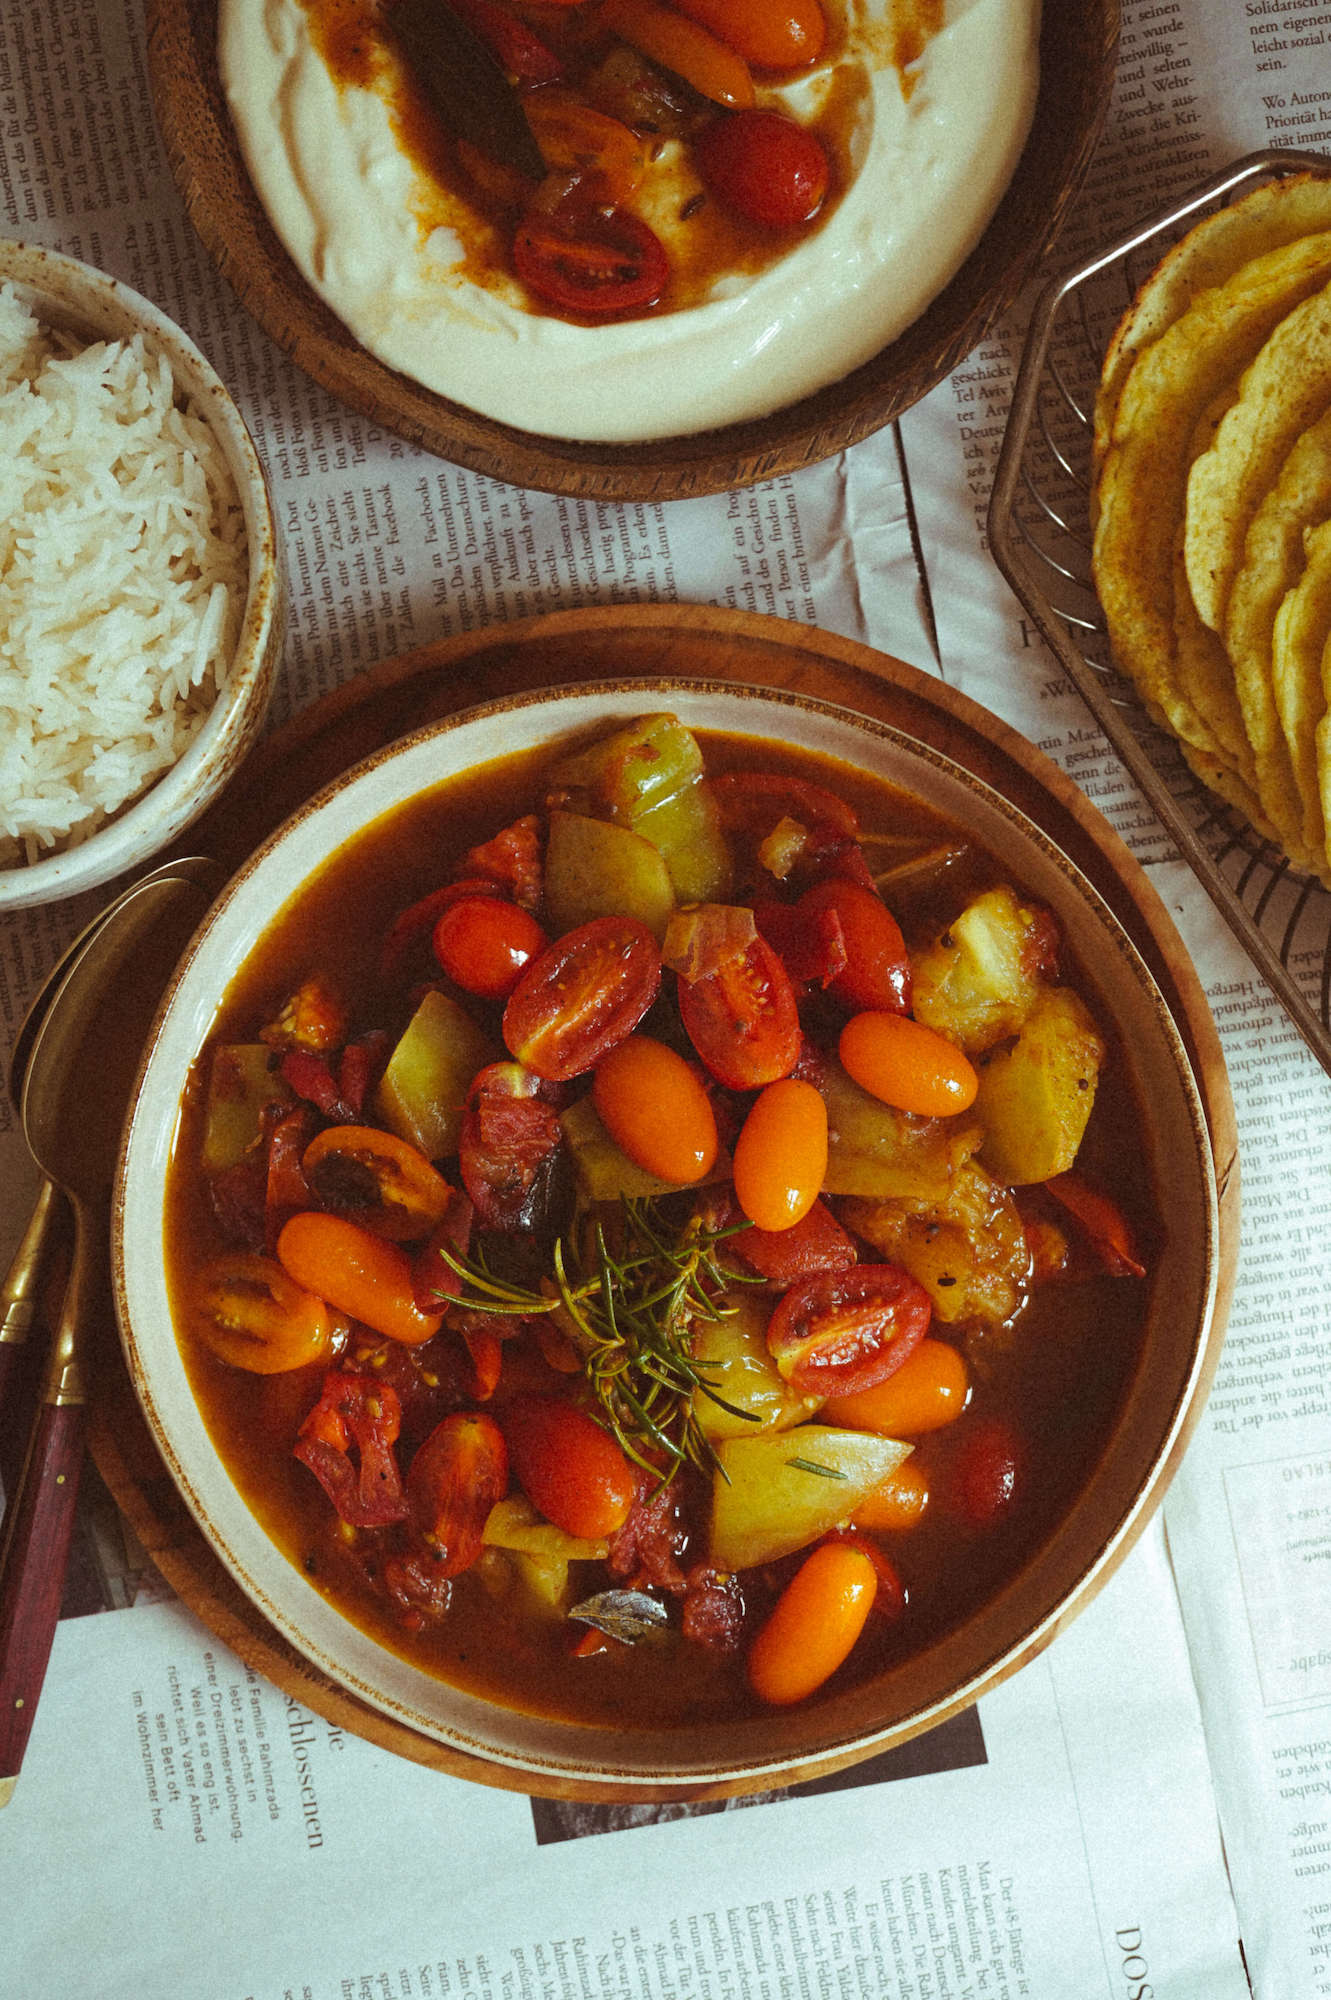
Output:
89,603,1238,1797
146,1,1119,500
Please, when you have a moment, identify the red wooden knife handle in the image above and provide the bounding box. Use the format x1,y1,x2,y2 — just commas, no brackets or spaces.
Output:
0,1398,86,1793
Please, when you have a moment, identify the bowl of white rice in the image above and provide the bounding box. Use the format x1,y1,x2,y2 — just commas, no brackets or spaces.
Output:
0,238,282,910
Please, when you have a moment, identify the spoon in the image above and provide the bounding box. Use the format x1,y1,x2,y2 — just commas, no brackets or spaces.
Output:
0,858,219,1473
0,858,219,1806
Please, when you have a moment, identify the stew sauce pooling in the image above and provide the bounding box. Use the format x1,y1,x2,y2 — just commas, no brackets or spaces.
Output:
167,718,1155,1727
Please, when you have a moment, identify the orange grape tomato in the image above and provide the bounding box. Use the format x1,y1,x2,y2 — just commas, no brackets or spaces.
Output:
838,1010,978,1116
732,1076,827,1231
850,1460,930,1532
747,1542,877,1706
502,1396,636,1540
598,0,756,107
591,1035,718,1184
432,896,547,1001
301,1124,455,1241
824,1337,969,1436
670,0,826,68
276,1212,444,1346
523,89,650,202
188,1253,340,1374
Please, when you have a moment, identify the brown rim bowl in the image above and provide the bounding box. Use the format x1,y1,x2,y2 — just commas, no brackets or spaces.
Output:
113,678,1221,1801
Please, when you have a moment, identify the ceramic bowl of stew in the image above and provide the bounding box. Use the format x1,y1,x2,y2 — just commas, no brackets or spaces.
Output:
112,679,1221,1799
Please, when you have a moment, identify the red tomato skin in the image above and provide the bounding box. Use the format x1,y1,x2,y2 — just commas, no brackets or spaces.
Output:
796,879,911,1013
677,933,800,1089
766,1264,931,1398
696,110,829,228
592,1035,718,1183
726,1196,857,1285
407,1411,509,1577
953,1416,1023,1528
503,916,661,1080
433,896,548,1000
513,200,668,316
502,1397,636,1539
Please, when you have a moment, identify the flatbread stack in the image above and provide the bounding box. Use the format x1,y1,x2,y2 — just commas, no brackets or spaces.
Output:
1091,172,1331,888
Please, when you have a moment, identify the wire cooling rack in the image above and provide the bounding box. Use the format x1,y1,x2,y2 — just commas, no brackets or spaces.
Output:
988,147,1331,1081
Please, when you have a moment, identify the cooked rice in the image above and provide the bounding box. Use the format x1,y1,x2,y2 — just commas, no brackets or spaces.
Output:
0,282,249,866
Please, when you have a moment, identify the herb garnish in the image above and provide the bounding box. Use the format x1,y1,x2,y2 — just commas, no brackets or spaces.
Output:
435,1197,759,1483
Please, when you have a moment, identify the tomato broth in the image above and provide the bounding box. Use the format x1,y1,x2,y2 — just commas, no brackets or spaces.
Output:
165,722,1157,1728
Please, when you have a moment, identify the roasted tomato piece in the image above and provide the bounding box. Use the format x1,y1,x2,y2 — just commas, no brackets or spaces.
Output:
503,916,660,1080
503,1396,636,1540
726,1195,857,1285
406,1410,509,1577
795,878,911,1013
696,108,829,228
411,1187,477,1309
524,89,649,201
302,1125,454,1242
459,1061,565,1228
1044,1170,1146,1279
447,0,563,79
677,931,800,1088
705,770,859,844
294,1370,409,1526
513,198,668,317
460,813,544,912
188,1252,340,1374
766,1263,931,1397
259,975,348,1053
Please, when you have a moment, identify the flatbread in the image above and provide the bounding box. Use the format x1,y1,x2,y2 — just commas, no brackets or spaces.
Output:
1093,173,1331,472
1092,228,1331,760
1184,274,1331,633
1224,410,1331,860
1272,517,1331,861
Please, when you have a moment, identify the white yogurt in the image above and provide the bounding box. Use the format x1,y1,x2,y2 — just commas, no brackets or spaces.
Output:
221,0,1041,442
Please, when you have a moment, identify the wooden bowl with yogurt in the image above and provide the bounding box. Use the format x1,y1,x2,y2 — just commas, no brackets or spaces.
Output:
147,0,1118,500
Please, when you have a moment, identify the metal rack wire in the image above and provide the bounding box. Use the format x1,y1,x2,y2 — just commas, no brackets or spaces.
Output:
988,148,1331,1081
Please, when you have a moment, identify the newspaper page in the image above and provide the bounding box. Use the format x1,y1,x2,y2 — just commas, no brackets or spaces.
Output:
0,0,1283,1995
897,3,1331,1996
2,1519,1248,2000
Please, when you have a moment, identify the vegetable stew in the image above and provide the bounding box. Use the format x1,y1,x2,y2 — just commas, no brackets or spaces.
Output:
165,715,1156,1727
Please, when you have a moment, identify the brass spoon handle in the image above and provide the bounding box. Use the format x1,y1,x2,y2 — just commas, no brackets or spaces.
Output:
0,1205,95,1807
0,1179,67,1496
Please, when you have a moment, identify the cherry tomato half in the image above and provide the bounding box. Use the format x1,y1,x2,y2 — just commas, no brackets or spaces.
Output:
796,878,911,1013
838,1010,978,1117
188,1253,341,1374
433,896,548,1000
524,89,649,201
592,1035,718,1184
696,109,829,229
302,1124,454,1241
599,0,755,107
670,0,826,69
677,932,800,1089
513,199,668,317
732,1076,827,1231
502,1396,636,1540
766,1263,931,1398
504,915,661,1080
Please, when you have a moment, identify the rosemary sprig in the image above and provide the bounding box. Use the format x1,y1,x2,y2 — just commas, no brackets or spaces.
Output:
434,1198,760,1484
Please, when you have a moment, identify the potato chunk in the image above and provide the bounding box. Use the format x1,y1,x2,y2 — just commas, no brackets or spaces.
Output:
710,1426,911,1570
911,886,1049,1054
975,988,1105,1185
691,1293,822,1442
840,1159,1031,1324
